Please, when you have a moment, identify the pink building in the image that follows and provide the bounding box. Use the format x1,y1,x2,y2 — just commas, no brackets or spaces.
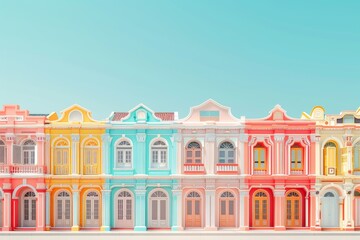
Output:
0,105,47,231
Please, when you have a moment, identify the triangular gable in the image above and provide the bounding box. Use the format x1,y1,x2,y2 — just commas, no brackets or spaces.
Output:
259,104,294,121
48,104,100,123
181,99,240,123
114,104,162,123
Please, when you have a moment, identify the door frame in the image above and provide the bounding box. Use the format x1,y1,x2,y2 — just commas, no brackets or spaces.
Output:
21,190,37,227
54,190,72,227
184,190,203,228
320,189,339,228
114,189,134,228
252,189,270,228
148,188,169,228
285,190,302,227
83,189,101,228
218,189,237,228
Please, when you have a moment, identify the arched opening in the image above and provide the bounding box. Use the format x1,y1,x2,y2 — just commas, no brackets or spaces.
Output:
148,190,169,228
252,190,269,227
321,190,339,228
219,191,236,227
285,191,302,227
323,141,339,176
114,190,134,228
21,191,36,227
55,191,71,227
185,191,202,227
84,191,100,227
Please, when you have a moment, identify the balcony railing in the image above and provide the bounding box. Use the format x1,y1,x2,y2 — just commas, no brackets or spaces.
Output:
253,169,267,175
10,165,45,174
290,170,304,175
0,165,10,173
184,163,205,174
216,163,238,174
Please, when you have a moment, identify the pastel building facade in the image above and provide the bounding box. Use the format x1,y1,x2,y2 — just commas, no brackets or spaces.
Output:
45,105,106,231
0,105,47,231
105,104,178,231
302,106,360,230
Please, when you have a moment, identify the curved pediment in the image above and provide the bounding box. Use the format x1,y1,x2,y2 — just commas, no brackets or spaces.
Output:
47,104,100,123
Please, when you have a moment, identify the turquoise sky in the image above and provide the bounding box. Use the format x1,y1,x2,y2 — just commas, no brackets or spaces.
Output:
0,1,359,119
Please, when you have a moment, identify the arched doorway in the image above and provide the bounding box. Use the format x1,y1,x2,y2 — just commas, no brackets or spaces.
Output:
114,190,134,228
185,191,202,227
252,190,269,227
22,191,36,227
286,191,301,227
84,191,100,227
219,191,236,227
148,190,169,228
354,190,360,227
321,191,339,228
55,191,71,227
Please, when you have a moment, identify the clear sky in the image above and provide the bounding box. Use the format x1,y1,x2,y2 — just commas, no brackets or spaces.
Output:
0,1,359,120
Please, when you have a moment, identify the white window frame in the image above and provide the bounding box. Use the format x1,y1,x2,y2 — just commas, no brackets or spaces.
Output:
15,140,37,165
83,139,99,175
115,140,133,169
54,141,70,175
55,190,72,227
0,140,6,164
150,140,168,170
218,141,235,164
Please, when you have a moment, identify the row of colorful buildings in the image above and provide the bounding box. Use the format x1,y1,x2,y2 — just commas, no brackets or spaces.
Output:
0,100,359,232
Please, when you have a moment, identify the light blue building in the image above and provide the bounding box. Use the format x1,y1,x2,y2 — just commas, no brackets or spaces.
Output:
102,104,180,231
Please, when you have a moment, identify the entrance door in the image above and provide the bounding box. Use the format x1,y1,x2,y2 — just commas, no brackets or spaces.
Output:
149,190,168,228
185,191,201,227
55,191,71,227
321,191,339,227
23,191,36,227
355,190,360,227
286,191,301,227
219,191,236,227
115,190,134,228
253,191,269,227
85,191,100,227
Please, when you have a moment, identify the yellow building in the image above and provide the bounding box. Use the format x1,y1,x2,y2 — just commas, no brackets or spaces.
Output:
44,105,107,231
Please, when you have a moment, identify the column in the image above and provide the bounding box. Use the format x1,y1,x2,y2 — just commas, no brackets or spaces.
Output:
274,189,286,231
239,134,248,174
5,134,15,173
134,184,146,231
101,134,111,175
305,195,309,227
71,185,80,231
71,134,80,175
344,185,354,229
45,190,51,230
205,187,217,230
174,133,182,174
171,188,183,231
101,186,111,231
205,133,215,174
136,133,146,175
239,190,249,230
36,189,46,231
36,134,45,173
2,188,12,231
11,198,18,229
274,134,285,175
45,135,51,174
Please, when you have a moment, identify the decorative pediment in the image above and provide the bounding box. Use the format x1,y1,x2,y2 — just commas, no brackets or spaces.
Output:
109,103,176,123
0,105,46,124
181,99,240,123
262,105,294,121
48,104,99,123
301,106,325,120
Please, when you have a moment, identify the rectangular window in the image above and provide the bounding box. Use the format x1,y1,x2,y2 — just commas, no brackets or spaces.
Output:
65,200,70,220
31,200,36,220
126,199,132,220
94,200,99,220
200,110,220,121
160,200,166,220
195,200,200,215
13,145,21,164
86,200,91,220
57,200,62,219
286,200,291,220
0,146,6,164
254,147,266,171
152,200,157,220
229,200,234,215
254,200,259,220
187,200,192,215
118,199,123,220
291,148,303,171
221,200,226,215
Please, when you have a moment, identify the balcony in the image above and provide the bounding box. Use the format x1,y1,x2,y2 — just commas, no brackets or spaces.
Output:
0,165,10,173
216,163,239,174
10,165,45,174
290,170,304,175
184,163,205,174
253,169,267,175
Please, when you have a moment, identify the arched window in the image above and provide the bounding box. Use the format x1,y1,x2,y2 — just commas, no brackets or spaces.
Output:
22,140,36,165
22,191,36,227
116,140,132,168
83,139,99,175
149,190,169,228
354,142,360,173
253,143,266,171
323,142,337,175
286,191,301,227
69,110,83,122
0,140,6,164
291,144,303,171
186,141,202,164
253,190,269,227
151,140,168,169
54,139,70,175
218,142,235,164
55,191,71,227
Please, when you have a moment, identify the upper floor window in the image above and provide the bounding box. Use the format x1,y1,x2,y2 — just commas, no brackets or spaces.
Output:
343,115,354,124
253,143,266,171
323,141,337,175
116,140,132,169
186,142,202,164
0,140,6,164
83,139,99,175
199,110,219,121
354,142,360,172
218,141,235,164
291,144,303,171
68,110,83,122
151,140,168,169
13,139,36,165
54,139,70,175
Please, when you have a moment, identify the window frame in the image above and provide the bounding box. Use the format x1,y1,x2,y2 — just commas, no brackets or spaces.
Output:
150,140,168,170
290,144,304,171
253,144,267,171
218,141,235,164
115,140,133,169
